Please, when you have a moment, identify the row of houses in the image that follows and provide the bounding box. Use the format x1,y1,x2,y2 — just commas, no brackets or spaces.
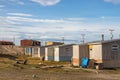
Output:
24,44,73,61
24,39,120,69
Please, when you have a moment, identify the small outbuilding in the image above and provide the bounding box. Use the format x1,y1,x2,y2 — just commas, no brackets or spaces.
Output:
88,39,120,69
72,39,120,69
72,44,89,67
45,44,74,62
24,46,45,58
21,39,41,47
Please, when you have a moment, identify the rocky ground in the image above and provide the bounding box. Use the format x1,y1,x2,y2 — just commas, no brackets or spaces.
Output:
0,54,120,80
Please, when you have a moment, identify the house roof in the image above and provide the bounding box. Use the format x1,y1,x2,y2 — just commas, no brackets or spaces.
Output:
21,39,40,42
88,39,120,45
24,44,73,48
45,44,76,48
0,40,13,43
75,43,88,46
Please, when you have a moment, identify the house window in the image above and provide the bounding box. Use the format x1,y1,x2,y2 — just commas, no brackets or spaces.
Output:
66,48,69,52
112,44,119,51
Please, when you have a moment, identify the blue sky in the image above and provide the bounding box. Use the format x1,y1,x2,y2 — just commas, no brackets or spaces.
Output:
0,0,120,45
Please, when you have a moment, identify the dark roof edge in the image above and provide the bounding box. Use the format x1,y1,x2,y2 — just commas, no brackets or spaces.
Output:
88,39,120,44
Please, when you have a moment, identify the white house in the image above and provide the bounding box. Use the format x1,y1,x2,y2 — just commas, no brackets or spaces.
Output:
24,46,45,59
45,44,74,62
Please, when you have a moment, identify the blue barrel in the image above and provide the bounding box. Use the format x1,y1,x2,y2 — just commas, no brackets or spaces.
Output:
81,58,89,68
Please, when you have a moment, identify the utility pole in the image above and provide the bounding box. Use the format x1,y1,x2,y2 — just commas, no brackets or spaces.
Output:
81,34,85,44
109,29,114,40
62,37,64,43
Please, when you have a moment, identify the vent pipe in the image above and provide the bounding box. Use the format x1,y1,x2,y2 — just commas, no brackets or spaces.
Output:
102,34,104,41
62,37,64,43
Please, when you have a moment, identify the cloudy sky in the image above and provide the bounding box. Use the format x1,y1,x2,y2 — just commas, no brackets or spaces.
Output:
0,0,120,45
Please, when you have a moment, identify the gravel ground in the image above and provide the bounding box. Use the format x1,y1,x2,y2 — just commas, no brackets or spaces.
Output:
0,64,120,80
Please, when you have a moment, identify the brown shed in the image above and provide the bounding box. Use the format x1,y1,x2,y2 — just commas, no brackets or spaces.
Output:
21,39,41,47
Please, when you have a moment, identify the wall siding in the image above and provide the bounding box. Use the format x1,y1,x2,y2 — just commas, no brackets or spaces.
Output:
46,47,54,61
25,47,32,56
45,48,48,60
59,56,72,61
89,44,102,62
102,41,120,68
54,47,59,61
45,45,73,62
72,45,89,66
40,47,45,58
59,45,73,61
72,45,80,66
32,47,39,57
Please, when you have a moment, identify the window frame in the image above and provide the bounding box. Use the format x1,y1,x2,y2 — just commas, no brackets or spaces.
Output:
111,44,119,51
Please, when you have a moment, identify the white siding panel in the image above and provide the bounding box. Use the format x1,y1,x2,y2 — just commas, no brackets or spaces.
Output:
45,48,48,60
72,45,80,66
89,45,102,60
54,47,59,61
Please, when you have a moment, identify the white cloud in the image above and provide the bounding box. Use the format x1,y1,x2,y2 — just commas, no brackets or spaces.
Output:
100,16,120,20
6,16,64,23
0,5,5,11
17,1,24,5
0,15,120,45
0,5,5,8
7,13,32,17
0,16,20,26
9,0,24,5
104,0,120,4
30,0,61,6
67,18,86,21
